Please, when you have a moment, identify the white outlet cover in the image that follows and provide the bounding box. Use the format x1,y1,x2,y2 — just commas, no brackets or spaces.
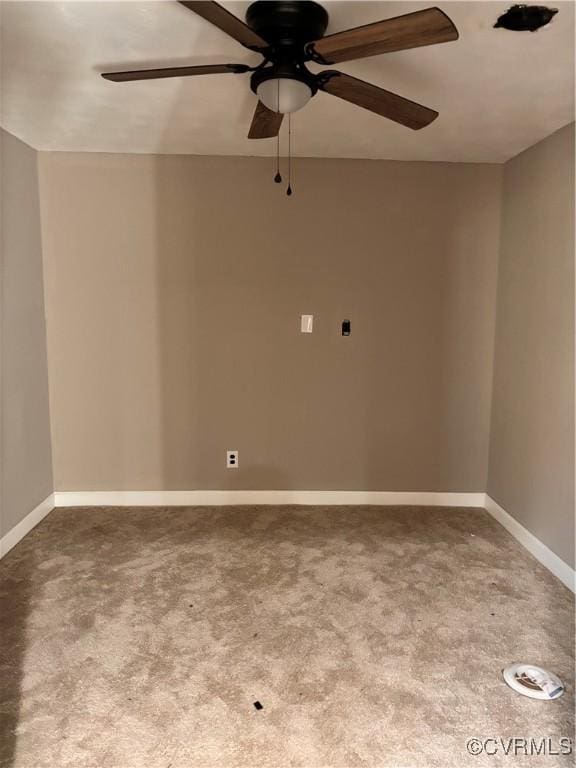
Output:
226,450,239,469
301,315,313,333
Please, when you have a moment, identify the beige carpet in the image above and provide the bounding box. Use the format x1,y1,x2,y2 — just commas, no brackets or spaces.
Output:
1,506,574,768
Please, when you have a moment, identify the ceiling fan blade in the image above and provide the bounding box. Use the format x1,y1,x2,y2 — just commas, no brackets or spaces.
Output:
307,7,458,64
248,101,284,139
102,63,250,82
179,1,268,51
318,71,438,130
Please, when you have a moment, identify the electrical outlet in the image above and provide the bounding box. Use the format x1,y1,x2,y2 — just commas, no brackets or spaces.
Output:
226,450,239,469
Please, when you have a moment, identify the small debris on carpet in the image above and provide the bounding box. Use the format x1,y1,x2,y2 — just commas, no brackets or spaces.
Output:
253,701,263,710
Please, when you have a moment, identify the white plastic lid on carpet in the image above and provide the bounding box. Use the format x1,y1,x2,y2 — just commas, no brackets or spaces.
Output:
503,663,565,700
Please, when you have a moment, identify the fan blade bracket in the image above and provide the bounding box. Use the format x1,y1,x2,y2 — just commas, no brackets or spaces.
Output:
316,70,337,87
227,64,253,73
305,44,333,66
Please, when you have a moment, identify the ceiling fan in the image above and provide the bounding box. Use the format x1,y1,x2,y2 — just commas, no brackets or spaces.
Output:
102,1,459,137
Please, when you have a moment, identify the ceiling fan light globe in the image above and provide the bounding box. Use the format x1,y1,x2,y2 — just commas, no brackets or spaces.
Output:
256,78,312,114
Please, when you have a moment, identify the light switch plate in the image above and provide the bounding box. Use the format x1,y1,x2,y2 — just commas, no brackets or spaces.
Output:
301,315,313,333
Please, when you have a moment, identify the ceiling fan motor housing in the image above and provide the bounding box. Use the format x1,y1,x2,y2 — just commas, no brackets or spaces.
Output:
245,1,329,45
247,1,328,99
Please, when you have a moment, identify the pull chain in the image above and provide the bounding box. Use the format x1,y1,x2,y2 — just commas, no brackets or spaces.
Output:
274,130,282,183
274,79,282,183
286,113,292,196
274,131,282,184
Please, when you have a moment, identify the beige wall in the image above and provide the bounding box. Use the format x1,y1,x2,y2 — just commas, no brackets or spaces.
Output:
39,152,501,493
488,123,575,569
1,129,53,538
4,129,571,568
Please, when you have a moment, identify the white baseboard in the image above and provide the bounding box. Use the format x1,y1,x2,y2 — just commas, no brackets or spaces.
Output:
54,490,486,508
5,491,572,593
484,495,575,593
0,493,55,559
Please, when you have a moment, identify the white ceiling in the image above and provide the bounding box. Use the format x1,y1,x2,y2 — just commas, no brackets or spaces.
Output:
0,0,574,161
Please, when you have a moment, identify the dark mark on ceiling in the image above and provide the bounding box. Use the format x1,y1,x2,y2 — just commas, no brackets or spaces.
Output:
494,5,558,32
